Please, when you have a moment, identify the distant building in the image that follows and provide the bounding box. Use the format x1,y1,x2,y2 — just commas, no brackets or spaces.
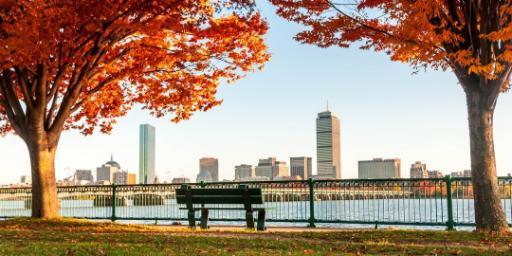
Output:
58,176,75,186
112,171,128,185
427,170,444,178
95,180,111,185
196,170,212,183
113,171,136,185
128,173,137,184
74,169,93,185
451,170,471,178
255,157,288,180
197,157,219,182
451,171,463,177
172,177,191,184
358,158,401,179
20,175,31,184
410,161,428,179
238,176,271,182
316,108,341,179
235,164,255,181
274,176,302,181
290,157,313,180
96,156,121,183
139,124,156,184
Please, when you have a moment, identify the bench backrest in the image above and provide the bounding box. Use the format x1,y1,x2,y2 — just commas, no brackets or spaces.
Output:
176,185,263,205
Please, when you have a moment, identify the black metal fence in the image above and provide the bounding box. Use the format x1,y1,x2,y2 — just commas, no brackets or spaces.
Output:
1,176,512,229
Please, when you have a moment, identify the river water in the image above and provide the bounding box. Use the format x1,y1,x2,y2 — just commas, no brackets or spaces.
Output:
2,198,511,230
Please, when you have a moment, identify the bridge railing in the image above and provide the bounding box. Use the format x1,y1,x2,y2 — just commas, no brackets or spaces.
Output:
311,178,448,227
1,176,512,229
449,177,512,227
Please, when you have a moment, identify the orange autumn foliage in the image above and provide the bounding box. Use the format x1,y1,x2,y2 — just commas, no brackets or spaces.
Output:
270,0,512,85
0,0,269,136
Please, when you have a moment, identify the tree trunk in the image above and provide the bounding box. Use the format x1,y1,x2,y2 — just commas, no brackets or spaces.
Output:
25,136,60,218
465,88,508,232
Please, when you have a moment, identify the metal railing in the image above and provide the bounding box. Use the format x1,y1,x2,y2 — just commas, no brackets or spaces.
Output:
1,176,512,229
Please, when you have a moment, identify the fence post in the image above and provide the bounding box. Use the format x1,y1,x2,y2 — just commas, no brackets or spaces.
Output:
200,181,206,212
308,178,316,228
445,175,455,230
111,183,117,222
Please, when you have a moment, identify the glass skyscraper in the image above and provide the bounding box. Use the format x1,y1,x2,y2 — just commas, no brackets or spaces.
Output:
316,109,341,179
139,124,155,184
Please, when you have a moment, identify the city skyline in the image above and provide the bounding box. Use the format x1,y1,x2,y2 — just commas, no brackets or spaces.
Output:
6,149,507,186
1,1,512,184
3,108,512,184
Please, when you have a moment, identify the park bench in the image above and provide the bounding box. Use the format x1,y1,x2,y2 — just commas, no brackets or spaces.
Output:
176,184,266,231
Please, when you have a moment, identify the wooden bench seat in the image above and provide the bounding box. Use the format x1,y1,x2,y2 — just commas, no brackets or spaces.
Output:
176,184,266,231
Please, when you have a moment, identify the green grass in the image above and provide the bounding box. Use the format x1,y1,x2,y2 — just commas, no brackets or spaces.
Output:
0,218,511,255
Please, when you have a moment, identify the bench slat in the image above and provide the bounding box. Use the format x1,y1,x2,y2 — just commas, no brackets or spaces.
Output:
176,195,263,204
176,188,264,205
179,207,265,211
177,188,262,196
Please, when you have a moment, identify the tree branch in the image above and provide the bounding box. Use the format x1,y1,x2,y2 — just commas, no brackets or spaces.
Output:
0,70,25,120
14,67,34,111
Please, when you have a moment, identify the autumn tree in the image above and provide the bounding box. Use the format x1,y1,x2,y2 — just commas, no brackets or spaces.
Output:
270,0,511,232
0,0,269,218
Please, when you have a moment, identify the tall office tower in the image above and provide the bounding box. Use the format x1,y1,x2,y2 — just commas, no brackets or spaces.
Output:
410,161,429,178
255,157,289,180
290,157,313,180
235,164,255,181
358,158,401,179
139,124,156,184
316,108,341,179
197,157,219,182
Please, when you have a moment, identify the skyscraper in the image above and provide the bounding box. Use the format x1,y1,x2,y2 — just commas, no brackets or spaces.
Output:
290,157,312,180
197,157,219,182
139,124,156,184
316,108,341,179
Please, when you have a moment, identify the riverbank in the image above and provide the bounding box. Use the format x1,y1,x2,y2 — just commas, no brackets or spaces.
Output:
0,218,510,255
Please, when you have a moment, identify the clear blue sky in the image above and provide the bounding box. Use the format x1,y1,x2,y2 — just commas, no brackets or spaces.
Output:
1,2,512,183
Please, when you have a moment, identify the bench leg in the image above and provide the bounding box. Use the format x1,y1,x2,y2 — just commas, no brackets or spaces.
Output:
245,210,255,229
200,209,209,229
257,209,266,231
188,210,196,228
